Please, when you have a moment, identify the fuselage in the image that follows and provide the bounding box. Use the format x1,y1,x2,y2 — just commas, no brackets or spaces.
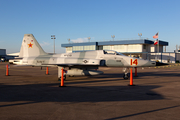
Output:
10,50,156,67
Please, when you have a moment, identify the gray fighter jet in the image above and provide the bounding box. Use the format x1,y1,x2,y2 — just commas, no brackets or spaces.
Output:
10,34,156,80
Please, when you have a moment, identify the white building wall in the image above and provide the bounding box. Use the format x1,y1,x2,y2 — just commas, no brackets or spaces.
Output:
176,53,180,62
150,45,163,53
161,53,175,63
150,53,176,63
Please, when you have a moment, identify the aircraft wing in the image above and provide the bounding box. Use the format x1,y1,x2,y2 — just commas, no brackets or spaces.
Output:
42,58,103,67
42,63,99,67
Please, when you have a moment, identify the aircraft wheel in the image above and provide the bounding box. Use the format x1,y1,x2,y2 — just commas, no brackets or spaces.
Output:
60,75,66,80
123,74,129,80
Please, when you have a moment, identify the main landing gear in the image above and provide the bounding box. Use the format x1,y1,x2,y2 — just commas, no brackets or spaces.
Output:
58,67,67,81
59,75,66,81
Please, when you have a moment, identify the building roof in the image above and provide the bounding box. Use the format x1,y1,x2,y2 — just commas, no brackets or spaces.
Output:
61,39,168,47
62,42,97,47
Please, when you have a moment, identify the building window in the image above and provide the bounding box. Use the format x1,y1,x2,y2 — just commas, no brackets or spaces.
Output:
128,45,139,49
66,47,72,52
73,46,83,51
84,45,95,50
114,45,125,50
103,46,111,50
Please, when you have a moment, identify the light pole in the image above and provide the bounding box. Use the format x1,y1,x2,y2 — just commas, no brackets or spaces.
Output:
111,35,115,41
88,37,91,42
138,33,142,39
51,35,56,54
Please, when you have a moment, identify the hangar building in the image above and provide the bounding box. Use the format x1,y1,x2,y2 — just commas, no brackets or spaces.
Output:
61,39,168,60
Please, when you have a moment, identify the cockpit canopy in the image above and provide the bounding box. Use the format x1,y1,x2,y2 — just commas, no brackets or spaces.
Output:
103,50,124,56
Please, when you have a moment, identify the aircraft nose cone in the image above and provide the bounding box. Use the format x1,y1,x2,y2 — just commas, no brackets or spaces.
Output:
150,61,156,66
156,62,169,66
145,61,156,67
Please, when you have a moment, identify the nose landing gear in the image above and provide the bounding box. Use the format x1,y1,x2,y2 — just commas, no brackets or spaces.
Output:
123,73,129,80
122,68,129,80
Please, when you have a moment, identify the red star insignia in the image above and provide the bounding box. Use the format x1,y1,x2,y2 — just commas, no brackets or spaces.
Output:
28,42,33,48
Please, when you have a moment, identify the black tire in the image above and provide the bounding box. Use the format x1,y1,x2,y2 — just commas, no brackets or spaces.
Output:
123,74,129,80
60,75,66,80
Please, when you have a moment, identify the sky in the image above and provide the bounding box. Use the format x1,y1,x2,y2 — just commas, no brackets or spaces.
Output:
0,0,180,54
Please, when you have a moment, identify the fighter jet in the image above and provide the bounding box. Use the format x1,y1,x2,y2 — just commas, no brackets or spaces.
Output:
10,34,156,80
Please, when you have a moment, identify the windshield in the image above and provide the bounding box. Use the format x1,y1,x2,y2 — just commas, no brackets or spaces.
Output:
103,50,124,56
116,52,125,56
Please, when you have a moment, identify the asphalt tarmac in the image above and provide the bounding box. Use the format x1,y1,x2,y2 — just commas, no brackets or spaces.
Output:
0,62,180,120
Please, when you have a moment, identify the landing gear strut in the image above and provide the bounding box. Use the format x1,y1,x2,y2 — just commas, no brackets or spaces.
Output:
122,68,129,80
59,75,66,81
123,73,129,80
58,67,67,81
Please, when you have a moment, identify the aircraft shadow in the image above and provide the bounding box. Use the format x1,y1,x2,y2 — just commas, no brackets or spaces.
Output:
132,71,180,78
0,83,164,107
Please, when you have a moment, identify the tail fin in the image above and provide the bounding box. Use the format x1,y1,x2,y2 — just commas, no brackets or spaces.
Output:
19,34,48,57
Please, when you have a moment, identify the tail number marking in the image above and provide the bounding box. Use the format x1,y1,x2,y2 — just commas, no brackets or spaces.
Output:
130,59,138,65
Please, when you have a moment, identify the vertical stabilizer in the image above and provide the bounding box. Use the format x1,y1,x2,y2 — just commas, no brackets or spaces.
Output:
19,34,48,57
